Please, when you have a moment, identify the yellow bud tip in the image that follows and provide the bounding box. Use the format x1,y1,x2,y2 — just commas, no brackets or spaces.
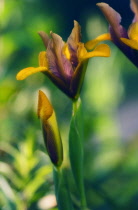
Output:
38,90,53,120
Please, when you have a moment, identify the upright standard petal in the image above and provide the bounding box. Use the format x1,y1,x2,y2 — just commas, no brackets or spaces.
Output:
97,3,123,38
38,31,50,48
130,0,138,22
38,90,63,167
67,20,81,51
67,21,81,70
47,33,73,82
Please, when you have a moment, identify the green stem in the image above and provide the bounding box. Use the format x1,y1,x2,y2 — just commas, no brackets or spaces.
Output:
53,166,74,210
69,97,87,210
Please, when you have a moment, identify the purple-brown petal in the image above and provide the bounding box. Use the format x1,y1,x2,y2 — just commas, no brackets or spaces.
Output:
46,39,61,78
42,67,73,97
109,25,128,47
130,0,138,22
97,3,123,38
47,33,73,83
67,20,81,51
96,3,138,66
67,21,81,70
38,31,50,48
70,60,88,99
109,25,138,67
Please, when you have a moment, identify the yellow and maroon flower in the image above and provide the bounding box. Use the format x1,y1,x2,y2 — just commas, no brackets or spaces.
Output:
97,0,138,67
16,21,110,99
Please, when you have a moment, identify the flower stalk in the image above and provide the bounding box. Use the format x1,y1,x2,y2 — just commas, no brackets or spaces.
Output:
69,98,88,210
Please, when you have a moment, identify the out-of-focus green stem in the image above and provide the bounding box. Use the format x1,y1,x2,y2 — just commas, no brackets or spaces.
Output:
69,97,88,210
53,127,74,210
53,166,74,210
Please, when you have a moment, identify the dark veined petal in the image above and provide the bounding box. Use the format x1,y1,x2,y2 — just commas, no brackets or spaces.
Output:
97,3,124,38
46,39,61,78
47,32,73,82
130,0,138,22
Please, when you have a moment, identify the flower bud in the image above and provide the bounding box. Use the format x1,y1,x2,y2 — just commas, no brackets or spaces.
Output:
38,90,63,167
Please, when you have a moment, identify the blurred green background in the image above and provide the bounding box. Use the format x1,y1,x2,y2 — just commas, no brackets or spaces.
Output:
1,0,138,209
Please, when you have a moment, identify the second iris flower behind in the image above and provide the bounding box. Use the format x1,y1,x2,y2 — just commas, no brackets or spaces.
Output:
16,21,110,99
97,0,138,68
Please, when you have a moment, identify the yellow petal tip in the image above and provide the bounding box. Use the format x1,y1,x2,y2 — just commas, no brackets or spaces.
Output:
16,66,47,81
38,90,53,120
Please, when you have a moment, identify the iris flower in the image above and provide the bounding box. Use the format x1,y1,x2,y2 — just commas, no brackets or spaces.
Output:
97,0,138,67
16,21,110,99
38,90,63,167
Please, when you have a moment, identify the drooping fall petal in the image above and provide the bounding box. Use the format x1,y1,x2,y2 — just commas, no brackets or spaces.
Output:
78,43,110,60
16,67,47,80
85,33,111,50
85,44,110,58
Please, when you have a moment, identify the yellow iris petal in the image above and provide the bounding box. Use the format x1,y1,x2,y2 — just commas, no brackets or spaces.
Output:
120,38,138,50
128,22,138,41
16,66,47,80
39,51,48,67
85,33,111,50
83,44,110,59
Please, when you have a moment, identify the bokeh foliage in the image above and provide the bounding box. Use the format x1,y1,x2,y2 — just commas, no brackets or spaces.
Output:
1,0,138,209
